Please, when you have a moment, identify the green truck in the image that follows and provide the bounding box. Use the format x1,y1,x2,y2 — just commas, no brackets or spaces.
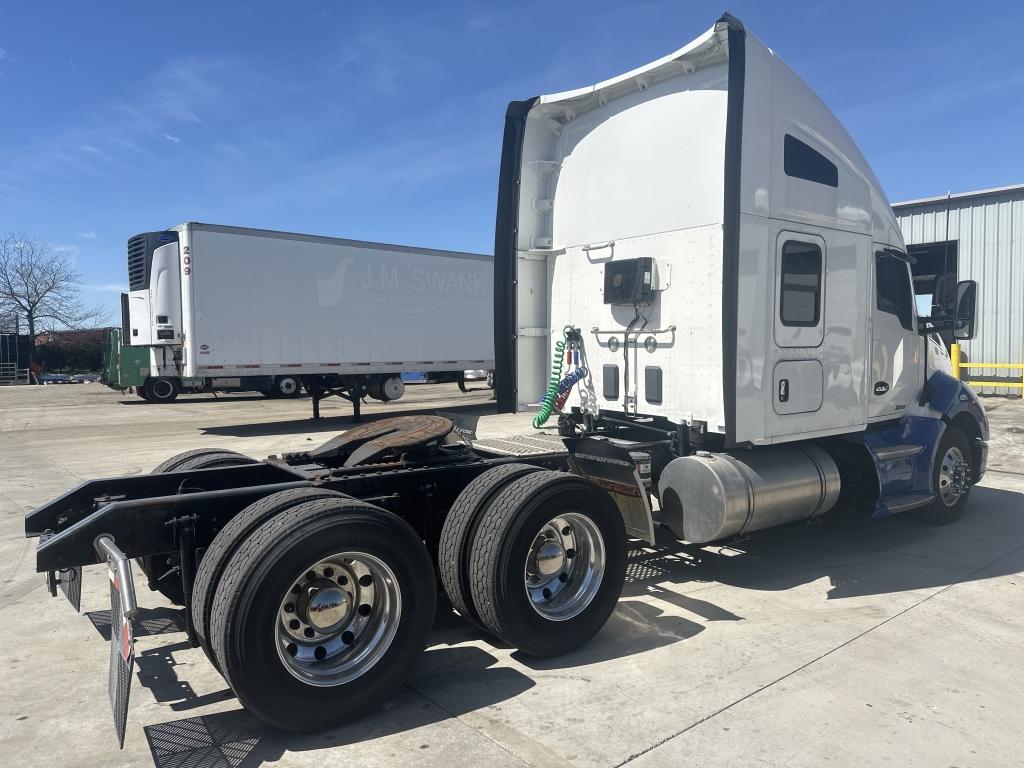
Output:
100,328,150,393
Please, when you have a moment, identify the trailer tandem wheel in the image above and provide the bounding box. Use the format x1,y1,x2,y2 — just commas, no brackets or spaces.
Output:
439,463,544,629
142,376,180,403
139,449,259,604
208,498,436,732
191,487,348,668
264,375,302,398
468,471,627,657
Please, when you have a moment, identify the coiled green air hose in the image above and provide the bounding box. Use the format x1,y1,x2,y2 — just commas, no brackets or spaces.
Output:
532,330,567,428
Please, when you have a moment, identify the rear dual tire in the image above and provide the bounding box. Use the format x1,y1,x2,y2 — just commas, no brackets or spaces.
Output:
138,449,257,605
207,498,436,732
439,463,544,629
190,487,348,667
442,468,626,658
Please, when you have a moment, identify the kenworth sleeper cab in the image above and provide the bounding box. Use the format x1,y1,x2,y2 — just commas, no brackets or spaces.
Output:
25,14,987,746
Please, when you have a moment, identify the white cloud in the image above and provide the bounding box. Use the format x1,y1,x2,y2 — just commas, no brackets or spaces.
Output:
0,48,10,61
78,230,97,239
163,133,181,144
81,282,129,293
52,244,79,254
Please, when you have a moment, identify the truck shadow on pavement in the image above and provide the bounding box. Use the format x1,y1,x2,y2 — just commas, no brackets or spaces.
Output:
137,484,1023,767
690,484,1024,600
141,643,534,768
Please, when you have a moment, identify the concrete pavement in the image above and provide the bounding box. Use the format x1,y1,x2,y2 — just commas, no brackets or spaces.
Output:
1,384,1022,767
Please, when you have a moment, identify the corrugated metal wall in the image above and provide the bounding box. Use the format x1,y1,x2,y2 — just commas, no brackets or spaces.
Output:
896,188,1024,394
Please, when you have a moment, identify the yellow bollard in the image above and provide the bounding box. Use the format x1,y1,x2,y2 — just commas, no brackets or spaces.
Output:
951,342,960,380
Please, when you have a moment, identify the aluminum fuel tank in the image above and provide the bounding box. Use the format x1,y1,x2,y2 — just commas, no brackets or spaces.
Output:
657,444,841,544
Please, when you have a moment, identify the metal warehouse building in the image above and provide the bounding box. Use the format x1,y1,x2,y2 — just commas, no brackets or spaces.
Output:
894,183,1024,394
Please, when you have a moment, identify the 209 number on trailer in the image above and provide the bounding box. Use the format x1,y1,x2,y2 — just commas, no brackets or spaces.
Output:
208,498,436,732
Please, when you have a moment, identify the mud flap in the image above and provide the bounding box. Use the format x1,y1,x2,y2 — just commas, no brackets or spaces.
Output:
53,567,83,612
97,536,138,748
566,437,655,543
40,532,84,612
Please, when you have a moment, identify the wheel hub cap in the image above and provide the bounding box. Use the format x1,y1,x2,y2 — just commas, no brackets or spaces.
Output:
301,581,351,631
532,540,566,578
938,446,971,506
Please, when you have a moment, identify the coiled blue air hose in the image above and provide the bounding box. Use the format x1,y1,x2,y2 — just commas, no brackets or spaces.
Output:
557,367,588,395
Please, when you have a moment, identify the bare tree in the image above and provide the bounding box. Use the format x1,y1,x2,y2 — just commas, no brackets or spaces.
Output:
0,233,109,375
0,305,18,334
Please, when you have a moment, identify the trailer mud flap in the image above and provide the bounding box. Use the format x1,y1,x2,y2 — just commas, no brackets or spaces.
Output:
97,536,138,749
566,437,655,544
45,566,83,612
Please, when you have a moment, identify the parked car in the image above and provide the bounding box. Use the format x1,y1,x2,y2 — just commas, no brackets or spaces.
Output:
40,373,74,385
71,373,101,383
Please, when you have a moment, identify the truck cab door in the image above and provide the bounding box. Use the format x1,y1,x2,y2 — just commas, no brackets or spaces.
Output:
869,249,920,421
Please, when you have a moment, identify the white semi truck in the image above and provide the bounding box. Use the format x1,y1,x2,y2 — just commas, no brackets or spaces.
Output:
27,14,987,746
120,224,494,413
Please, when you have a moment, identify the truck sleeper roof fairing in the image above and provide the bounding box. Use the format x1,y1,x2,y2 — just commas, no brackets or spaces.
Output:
493,13,905,447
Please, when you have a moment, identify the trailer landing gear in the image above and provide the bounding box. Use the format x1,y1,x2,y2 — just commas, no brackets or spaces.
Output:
307,379,367,421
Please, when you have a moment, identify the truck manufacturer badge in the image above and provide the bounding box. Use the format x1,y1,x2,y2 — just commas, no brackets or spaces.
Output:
874,381,890,395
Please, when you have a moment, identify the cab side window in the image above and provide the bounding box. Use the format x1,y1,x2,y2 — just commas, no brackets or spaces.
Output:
876,253,914,331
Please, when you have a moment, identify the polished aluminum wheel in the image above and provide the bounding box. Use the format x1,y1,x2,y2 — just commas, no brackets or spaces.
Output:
275,552,401,686
938,446,971,507
524,512,605,621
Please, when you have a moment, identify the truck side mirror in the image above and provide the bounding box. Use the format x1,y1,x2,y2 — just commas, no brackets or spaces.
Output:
953,280,978,340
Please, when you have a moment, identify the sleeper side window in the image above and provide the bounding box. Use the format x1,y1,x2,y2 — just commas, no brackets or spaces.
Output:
784,134,839,187
875,253,914,331
779,241,822,327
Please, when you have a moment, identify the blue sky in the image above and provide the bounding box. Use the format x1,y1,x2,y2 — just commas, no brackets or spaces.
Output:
1,0,1022,321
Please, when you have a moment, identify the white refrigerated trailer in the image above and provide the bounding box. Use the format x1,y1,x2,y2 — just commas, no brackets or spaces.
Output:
122,223,493,414
29,13,989,747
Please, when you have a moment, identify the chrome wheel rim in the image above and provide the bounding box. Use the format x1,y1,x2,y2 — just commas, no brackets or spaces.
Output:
275,551,401,687
524,512,605,621
938,446,970,507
